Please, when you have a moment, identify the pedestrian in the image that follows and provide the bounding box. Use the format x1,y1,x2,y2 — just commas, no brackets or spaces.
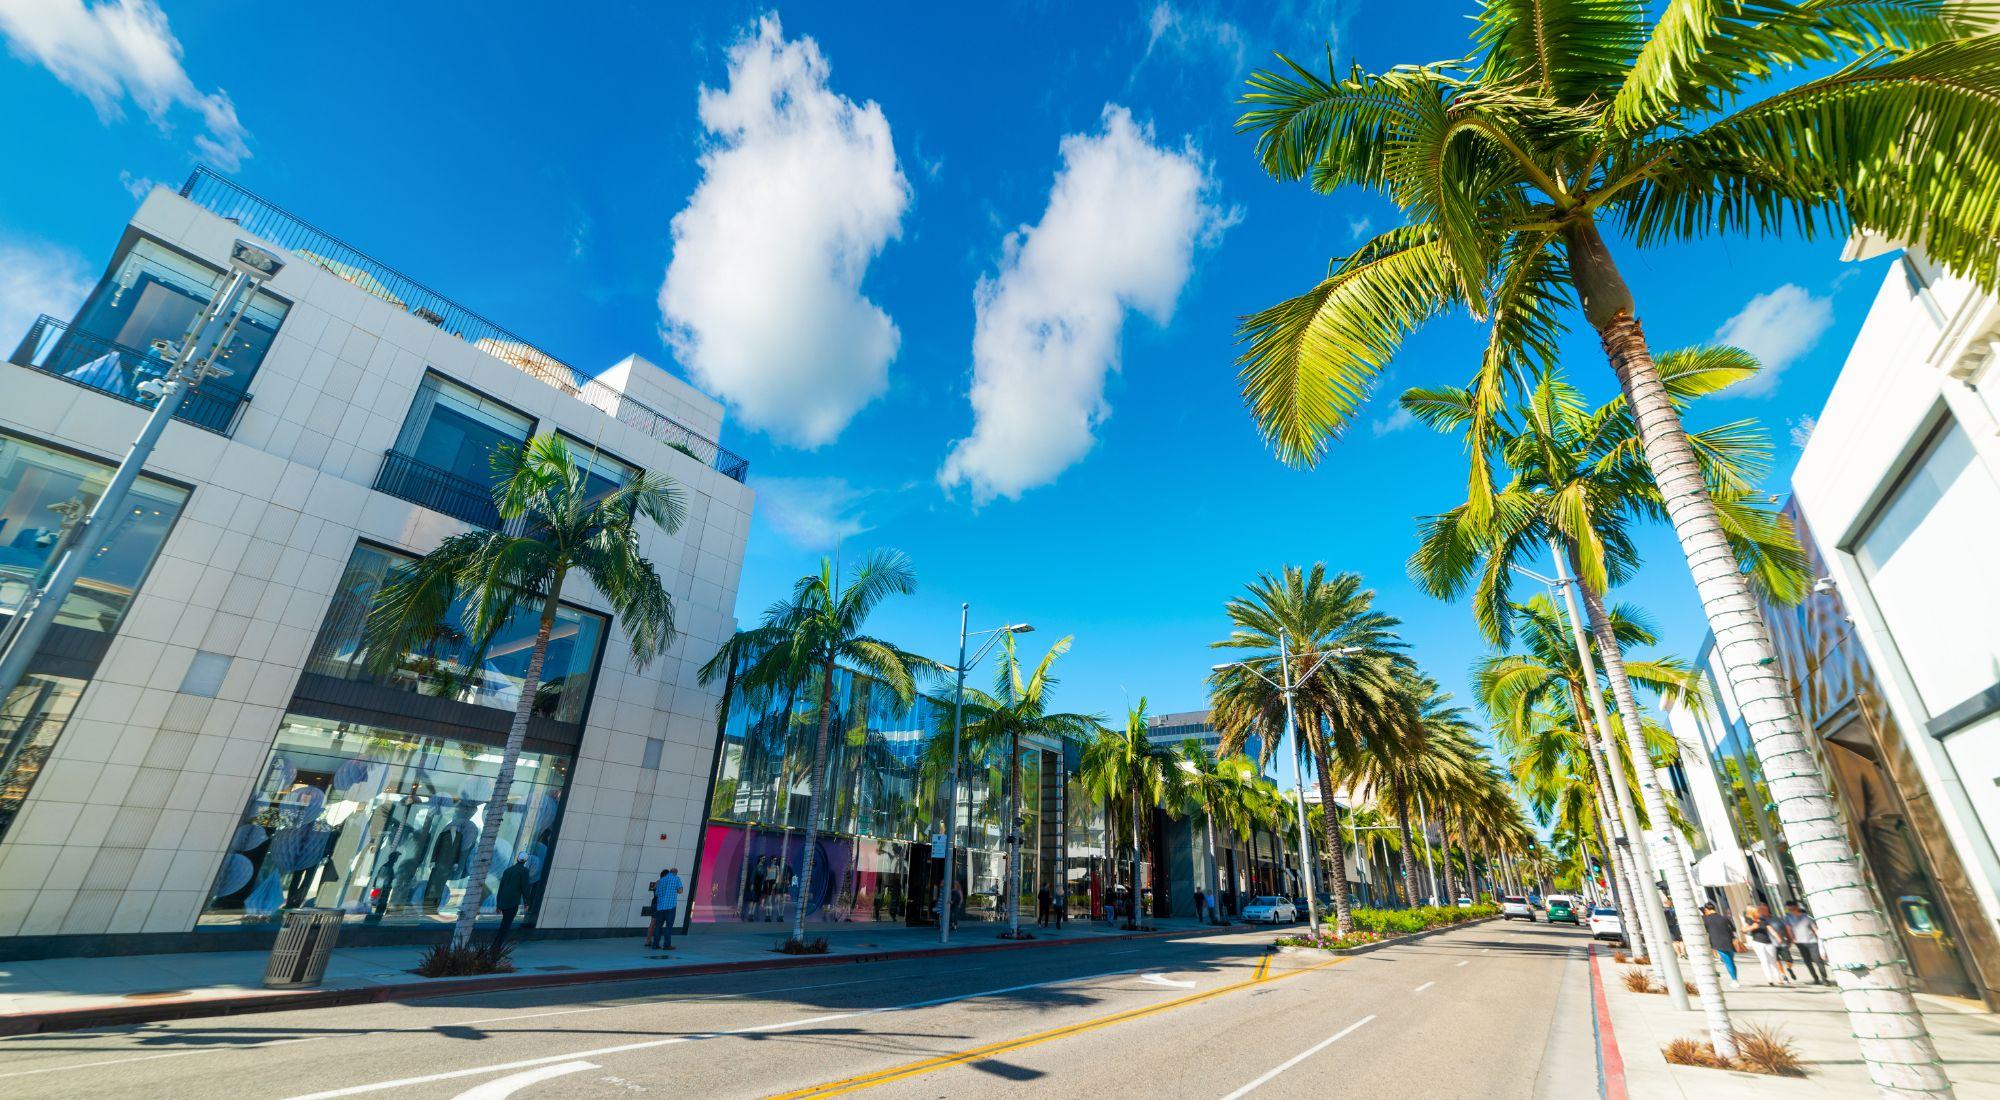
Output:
1699,903,1741,989
1037,884,1052,928
1784,901,1831,985
1662,899,1686,958
648,867,683,950
949,885,962,930
1743,904,1790,986
1054,890,1066,928
494,856,530,949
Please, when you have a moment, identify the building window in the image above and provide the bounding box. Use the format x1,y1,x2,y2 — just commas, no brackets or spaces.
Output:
1854,418,2000,723
67,238,289,398
377,373,533,527
0,673,87,846
561,437,640,504
199,714,571,926
305,543,606,723
0,432,189,633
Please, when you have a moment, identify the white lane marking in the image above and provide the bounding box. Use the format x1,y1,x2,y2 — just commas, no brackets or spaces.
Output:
1218,1015,1375,1100
449,1061,597,1100
1456,960,1469,967
1140,971,1195,989
285,965,1153,1100
1413,981,1435,993
0,1037,329,1081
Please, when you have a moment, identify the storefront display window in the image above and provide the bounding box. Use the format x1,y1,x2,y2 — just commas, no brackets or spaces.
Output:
0,674,87,845
68,238,289,398
200,714,571,926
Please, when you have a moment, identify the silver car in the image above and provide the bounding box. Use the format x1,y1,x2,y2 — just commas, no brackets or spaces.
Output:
1241,895,1298,924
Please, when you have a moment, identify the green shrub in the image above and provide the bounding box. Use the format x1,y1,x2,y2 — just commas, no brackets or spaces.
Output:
1325,903,1496,935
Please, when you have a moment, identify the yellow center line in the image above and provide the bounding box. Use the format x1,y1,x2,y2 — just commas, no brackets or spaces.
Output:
764,951,1346,1099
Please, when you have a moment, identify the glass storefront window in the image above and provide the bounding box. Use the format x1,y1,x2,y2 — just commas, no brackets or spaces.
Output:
561,437,639,505
0,673,87,845
393,373,533,492
1855,419,2000,720
201,714,571,926
67,238,289,398
0,433,189,632
305,543,605,722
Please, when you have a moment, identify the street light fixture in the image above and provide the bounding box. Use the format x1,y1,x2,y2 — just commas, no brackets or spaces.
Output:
937,607,1031,945
1213,642,1363,938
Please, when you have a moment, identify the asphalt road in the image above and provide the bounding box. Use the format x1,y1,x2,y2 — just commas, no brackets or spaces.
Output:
0,918,1594,1099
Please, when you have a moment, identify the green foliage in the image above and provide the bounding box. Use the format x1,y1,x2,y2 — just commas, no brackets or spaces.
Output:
414,940,515,976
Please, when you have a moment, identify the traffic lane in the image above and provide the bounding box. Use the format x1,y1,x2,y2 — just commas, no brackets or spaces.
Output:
837,918,1576,1100
0,929,1274,1099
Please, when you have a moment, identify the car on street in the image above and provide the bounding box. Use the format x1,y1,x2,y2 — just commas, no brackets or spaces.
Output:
1545,895,1581,925
1241,896,1298,924
1456,896,1474,908
1588,906,1625,942
1501,895,1535,921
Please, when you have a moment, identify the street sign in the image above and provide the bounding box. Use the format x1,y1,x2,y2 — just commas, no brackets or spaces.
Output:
930,834,947,858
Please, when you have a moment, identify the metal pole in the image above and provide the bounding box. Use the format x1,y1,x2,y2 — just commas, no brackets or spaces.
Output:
1279,634,1322,935
937,603,968,944
1417,792,1441,904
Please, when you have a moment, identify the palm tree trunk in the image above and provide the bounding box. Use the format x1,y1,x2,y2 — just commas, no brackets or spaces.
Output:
1437,808,1459,904
1391,776,1420,910
1313,766,1354,935
1204,811,1222,925
451,572,564,947
1006,729,1022,936
789,654,838,945
1572,562,1737,1057
1583,723,1651,964
1568,218,1949,1094
1129,781,1142,931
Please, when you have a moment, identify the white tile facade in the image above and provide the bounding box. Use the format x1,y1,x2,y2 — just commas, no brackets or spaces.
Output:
0,188,752,941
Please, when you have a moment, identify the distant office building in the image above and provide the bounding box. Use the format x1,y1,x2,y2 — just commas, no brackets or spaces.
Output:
1146,709,1260,764
0,170,752,956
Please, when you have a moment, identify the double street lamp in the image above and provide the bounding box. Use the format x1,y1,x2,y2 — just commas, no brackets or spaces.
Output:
1213,639,1361,938
936,605,1032,944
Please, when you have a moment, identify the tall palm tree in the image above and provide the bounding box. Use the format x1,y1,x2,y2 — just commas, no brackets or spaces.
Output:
1079,700,1183,930
1209,565,1405,934
1233,7,1994,1083
364,435,684,947
699,550,932,945
1407,361,1804,1052
1179,746,1260,923
1350,672,1479,909
953,634,1099,936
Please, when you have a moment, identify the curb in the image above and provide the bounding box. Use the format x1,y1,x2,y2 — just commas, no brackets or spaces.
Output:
1271,914,1499,959
1586,943,1629,1100
0,923,1225,1036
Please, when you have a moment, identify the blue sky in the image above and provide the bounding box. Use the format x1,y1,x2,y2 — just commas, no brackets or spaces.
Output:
0,1,1895,788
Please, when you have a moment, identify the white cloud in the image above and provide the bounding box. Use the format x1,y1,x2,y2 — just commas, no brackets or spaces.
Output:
659,15,909,448
1139,2,1249,75
0,237,94,356
1711,284,1834,398
1348,215,1373,240
118,168,153,200
939,107,1232,502
0,0,250,170
751,476,872,551
1372,406,1415,437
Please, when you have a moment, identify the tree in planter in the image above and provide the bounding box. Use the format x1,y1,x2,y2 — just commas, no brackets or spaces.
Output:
1079,701,1182,930
698,550,934,946
365,435,684,948
1234,4,1998,1086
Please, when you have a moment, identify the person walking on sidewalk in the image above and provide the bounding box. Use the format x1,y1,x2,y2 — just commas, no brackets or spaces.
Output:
493,856,531,949
1037,884,1052,928
648,867,683,950
1700,903,1741,988
1784,901,1831,985
1743,904,1791,986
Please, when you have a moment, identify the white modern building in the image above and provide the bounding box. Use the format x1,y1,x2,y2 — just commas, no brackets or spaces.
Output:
0,170,753,957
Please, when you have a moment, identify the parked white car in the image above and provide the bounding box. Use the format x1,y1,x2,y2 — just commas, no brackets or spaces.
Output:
1241,896,1298,924
1500,895,1536,921
1588,906,1624,942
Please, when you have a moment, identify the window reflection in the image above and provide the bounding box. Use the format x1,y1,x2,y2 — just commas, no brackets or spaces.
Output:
306,543,605,722
0,673,87,845
0,433,188,632
67,238,289,398
201,715,571,926
393,373,533,493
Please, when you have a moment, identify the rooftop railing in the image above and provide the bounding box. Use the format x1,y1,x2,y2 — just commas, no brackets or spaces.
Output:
177,168,748,482
7,314,245,435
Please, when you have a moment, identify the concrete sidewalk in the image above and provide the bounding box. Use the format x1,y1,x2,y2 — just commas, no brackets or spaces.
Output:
0,914,1230,1031
1594,946,2000,1098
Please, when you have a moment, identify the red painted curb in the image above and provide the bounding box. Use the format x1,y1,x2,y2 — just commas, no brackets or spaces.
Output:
0,924,1215,1036
1587,944,1629,1100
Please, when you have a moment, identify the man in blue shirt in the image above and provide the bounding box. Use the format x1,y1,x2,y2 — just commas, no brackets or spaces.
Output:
649,867,683,950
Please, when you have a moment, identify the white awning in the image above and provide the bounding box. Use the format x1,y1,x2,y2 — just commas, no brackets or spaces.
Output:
1695,850,1751,887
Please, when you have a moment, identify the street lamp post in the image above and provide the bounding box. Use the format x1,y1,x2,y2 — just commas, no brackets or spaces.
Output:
936,608,1031,945
0,241,282,782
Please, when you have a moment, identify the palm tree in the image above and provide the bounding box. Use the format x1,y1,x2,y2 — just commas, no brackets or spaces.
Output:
1079,700,1183,930
1234,8,1994,1082
364,435,684,947
1179,746,1260,924
953,634,1099,936
699,550,932,945
1407,361,1804,1052
1208,565,1405,935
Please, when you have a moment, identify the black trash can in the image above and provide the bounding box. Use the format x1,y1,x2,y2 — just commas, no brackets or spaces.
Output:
263,908,346,989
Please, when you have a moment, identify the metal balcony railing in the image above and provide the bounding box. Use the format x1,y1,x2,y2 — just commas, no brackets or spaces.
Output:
7,315,245,435
373,449,504,529
178,168,749,482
